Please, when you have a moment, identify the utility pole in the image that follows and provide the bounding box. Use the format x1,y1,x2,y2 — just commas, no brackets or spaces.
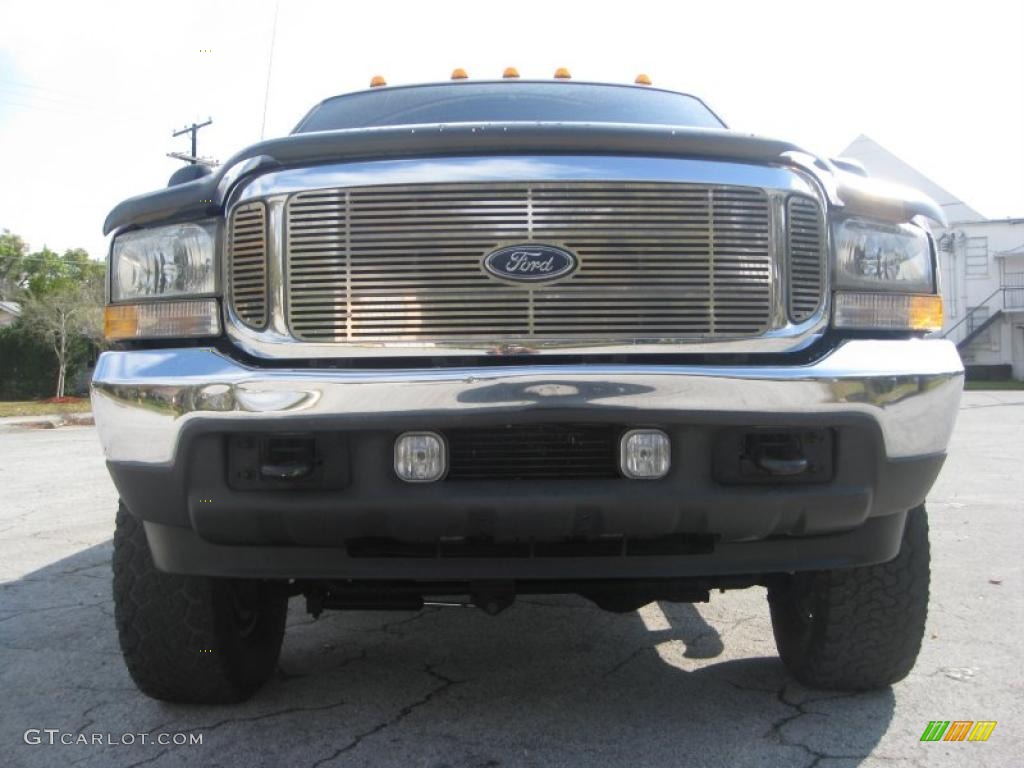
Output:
170,118,213,165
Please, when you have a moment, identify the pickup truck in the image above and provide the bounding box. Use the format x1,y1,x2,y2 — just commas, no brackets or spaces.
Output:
92,75,963,704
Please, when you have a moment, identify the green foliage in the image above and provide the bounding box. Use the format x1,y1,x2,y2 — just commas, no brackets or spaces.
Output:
0,229,106,398
0,325,58,399
0,234,104,300
0,321,98,399
23,246,105,298
0,229,29,300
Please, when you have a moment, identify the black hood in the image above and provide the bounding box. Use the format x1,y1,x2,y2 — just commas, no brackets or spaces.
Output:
103,122,806,235
103,121,945,235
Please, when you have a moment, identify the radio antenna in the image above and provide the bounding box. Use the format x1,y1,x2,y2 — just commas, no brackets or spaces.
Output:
260,0,280,141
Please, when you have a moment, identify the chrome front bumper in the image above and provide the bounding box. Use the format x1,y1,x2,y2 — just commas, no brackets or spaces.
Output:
91,339,963,466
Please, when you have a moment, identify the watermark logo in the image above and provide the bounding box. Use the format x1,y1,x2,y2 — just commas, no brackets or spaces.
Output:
24,729,203,746
920,721,997,742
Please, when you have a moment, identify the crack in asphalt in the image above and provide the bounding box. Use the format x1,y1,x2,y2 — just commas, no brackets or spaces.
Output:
276,648,369,683
601,645,650,678
764,685,869,768
201,697,353,732
59,560,111,576
372,607,442,636
0,599,109,623
309,664,462,767
75,700,109,733
136,646,377,742
116,748,169,768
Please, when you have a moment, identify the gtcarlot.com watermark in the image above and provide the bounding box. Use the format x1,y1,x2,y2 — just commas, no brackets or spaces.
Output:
24,729,202,746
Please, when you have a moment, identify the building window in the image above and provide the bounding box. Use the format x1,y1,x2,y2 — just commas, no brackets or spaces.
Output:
1005,273,1024,309
965,236,989,277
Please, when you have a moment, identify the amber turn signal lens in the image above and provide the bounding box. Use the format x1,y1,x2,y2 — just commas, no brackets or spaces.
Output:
104,304,139,340
908,295,944,331
635,73,652,85
104,300,221,340
369,75,386,87
832,292,943,332
553,67,571,79
502,67,520,78
451,68,468,80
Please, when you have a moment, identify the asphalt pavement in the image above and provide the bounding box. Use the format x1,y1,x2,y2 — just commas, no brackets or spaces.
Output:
1,392,1022,768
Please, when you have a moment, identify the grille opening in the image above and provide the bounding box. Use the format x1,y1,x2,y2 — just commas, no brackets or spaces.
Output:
444,423,621,481
786,196,825,323
229,201,269,329
284,181,776,343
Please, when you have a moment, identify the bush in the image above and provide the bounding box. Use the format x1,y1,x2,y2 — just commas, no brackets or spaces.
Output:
0,324,95,399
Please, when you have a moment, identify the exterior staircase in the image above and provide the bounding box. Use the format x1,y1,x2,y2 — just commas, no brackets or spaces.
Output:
956,309,1003,350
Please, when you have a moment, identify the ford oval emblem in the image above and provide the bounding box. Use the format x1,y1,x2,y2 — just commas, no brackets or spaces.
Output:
483,244,579,283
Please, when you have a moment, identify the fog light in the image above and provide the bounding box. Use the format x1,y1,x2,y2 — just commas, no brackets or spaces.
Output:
394,432,446,482
620,429,671,479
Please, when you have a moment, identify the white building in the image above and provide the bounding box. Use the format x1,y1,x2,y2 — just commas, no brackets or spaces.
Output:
841,136,1024,380
0,300,21,328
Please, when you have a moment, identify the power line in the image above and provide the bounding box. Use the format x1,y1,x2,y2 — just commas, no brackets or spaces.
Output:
0,77,89,100
0,95,154,122
0,85,94,108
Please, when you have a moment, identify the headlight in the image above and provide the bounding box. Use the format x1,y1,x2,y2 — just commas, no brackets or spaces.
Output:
833,218,934,293
110,221,218,301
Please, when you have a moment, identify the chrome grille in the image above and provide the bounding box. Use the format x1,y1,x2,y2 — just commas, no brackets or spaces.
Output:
285,182,775,343
786,196,825,323
229,202,268,329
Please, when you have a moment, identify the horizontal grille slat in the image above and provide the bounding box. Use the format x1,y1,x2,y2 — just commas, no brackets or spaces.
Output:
229,202,268,329
786,196,825,323
445,424,620,481
281,182,779,343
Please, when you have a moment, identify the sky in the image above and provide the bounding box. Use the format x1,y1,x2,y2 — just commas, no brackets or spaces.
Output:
1,0,1022,261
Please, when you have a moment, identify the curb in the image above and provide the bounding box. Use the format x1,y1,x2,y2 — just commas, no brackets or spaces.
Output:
0,413,95,430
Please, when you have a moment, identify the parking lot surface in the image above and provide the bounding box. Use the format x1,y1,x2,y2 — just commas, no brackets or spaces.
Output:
2,392,1022,768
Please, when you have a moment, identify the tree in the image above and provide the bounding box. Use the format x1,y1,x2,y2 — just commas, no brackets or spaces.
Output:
0,232,106,398
20,279,104,398
0,229,29,300
25,246,102,297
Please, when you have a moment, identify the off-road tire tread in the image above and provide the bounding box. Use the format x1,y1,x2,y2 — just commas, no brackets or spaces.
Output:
769,506,930,691
112,503,287,703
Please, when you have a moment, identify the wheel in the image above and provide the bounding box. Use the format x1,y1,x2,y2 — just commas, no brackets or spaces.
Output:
112,502,288,703
768,505,930,691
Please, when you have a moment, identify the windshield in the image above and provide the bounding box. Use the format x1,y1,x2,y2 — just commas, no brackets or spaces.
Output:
293,82,725,133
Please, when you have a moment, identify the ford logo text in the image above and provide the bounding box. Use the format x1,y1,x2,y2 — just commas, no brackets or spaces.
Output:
483,244,579,283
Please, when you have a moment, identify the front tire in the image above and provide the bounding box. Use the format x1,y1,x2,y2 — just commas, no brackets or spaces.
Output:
112,502,288,703
768,505,930,691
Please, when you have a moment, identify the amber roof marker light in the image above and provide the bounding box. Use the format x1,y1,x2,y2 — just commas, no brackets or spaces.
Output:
502,67,520,78
369,75,386,87
553,67,572,79
451,68,469,80
635,73,652,85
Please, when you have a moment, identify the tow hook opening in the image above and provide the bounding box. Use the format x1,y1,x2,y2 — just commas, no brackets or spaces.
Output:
226,432,350,491
713,427,834,485
260,436,316,481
